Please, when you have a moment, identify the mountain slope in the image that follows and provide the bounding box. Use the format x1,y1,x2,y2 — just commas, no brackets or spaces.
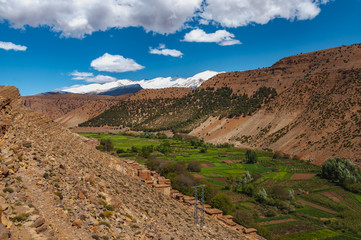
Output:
0,85,249,239
83,43,361,165
193,44,361,165
23,93,131,128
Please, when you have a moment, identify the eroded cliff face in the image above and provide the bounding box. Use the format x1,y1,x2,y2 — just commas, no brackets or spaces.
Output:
0,86,250,240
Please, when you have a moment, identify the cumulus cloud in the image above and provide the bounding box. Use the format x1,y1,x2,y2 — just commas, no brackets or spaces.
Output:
201,0,329,27
149,44,183,57
0,0,328,38
183,29,241,46
0,0,202,38
91,53,145,73
70,70,94,80
0,41,27,51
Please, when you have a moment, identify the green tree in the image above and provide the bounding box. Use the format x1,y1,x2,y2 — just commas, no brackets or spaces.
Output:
321,158,361,184
210,192,234,215
245,149,258,164
187,161,202,172
99,139,113,152
257,188,268,203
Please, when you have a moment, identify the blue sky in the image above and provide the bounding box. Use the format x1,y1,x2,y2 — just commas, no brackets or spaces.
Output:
0,0,361,96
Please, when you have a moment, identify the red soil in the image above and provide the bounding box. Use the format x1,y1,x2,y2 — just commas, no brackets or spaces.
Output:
298,199,337,214
291,173,316,180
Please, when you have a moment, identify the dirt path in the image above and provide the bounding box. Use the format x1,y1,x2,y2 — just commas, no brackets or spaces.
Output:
298,199,337,214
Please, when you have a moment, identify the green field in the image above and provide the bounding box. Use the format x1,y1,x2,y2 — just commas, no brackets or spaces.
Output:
80,132,361,240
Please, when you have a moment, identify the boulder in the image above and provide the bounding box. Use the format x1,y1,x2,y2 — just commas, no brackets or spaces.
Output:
31,217,45,228
72,219,82,228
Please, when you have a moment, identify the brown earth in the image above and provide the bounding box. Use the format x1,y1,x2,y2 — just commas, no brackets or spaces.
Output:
321,192,341,203
258,218,297,226
23,93,131,128
291,173,316,180
0,86,250,240
213,177,228,184
298,199,337,214
202,163,216,167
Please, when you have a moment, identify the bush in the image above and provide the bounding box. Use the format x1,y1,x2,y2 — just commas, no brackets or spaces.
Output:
187,161,202,172
99,139,113,152
268,186,288,200
210,192,234,215
344,182,361,194
321,158,361,185
3,187,14,193
116,148,125,154
245,150,258,163
256,188,268,203
233,209,254,227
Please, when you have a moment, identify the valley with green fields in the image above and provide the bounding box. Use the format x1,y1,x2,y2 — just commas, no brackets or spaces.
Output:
81,132,361,240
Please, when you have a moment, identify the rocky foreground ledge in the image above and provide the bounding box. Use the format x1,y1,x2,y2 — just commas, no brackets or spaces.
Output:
0,85,257,240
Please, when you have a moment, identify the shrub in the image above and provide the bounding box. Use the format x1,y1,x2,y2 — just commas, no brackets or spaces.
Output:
3,187,14,193
210,192,234,215
103,211,113,219
245,150,258,163
10,213,30,222
233,209,254,227
321,158,361,184
99,139,114,152
187,161,202,172
256,188,268,203
98,221,110,228
116,149,125,154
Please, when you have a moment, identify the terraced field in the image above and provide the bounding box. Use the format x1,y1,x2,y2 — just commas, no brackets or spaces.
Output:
81,132,361,239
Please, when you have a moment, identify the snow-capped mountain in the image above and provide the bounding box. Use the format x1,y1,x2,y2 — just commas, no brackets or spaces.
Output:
60,70,220,95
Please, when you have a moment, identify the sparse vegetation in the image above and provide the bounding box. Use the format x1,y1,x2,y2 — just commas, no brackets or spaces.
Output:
80,86,277,132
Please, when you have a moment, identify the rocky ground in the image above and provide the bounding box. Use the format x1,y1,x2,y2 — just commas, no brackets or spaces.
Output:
1,85,250,239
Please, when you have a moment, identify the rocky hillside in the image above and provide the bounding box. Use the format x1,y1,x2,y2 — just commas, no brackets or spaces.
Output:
23,93,131,128
193,44,361,165
0,86,249,240
83,43,361,165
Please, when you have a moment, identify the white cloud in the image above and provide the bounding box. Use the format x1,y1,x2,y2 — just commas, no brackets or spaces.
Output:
0,41,27,51
183,29,241,46
91,53,145,73
70,70,94,80
0,0,328,38
201,0,329,28
149,44,183,57
85,75,118,83
0,0,202,38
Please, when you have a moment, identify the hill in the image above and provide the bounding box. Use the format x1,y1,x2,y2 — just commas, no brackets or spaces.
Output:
82,44,361,165
23,93,131,128
0,85,250,239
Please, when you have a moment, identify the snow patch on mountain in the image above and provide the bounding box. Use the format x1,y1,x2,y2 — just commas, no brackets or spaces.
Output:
61,70,220,94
